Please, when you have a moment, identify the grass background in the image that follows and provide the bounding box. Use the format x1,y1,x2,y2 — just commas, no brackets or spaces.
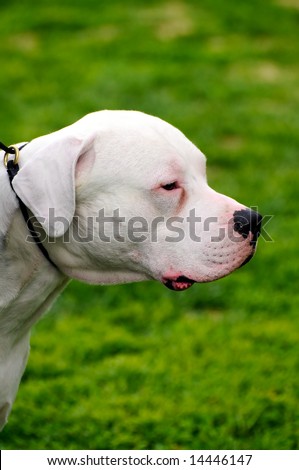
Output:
0,0,298,450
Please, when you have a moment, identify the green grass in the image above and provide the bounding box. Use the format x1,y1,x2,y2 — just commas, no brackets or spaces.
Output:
1,0,299,449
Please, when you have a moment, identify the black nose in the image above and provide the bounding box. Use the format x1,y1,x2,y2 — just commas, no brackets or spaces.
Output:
233,208,262,244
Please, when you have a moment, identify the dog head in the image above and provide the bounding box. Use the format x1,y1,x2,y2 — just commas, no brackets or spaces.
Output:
13,111,262,290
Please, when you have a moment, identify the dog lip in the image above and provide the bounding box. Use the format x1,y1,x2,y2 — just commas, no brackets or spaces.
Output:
238,252,254,268
162,275,195,291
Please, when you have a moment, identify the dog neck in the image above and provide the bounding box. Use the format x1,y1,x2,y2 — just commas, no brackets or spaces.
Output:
0,189,68,343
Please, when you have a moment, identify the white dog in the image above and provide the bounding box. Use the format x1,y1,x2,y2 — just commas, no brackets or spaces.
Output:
0,111,262,429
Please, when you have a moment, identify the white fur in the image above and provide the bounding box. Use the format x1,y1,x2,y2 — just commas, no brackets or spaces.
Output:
0,111,256,429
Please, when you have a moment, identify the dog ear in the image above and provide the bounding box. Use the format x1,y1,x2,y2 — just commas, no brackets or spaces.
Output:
12,131,96,238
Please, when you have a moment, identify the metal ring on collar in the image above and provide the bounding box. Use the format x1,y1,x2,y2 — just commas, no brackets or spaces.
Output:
4,145,20,168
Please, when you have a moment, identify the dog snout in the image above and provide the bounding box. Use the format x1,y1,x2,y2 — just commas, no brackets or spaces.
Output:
233,208,262,244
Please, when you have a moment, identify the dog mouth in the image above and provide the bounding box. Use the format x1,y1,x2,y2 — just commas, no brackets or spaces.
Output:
162,275,195,291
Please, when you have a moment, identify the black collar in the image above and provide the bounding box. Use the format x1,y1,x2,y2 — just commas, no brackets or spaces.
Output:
1,142,59,270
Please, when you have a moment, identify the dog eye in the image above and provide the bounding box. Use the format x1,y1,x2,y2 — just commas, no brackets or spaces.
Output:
162,182,178,191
